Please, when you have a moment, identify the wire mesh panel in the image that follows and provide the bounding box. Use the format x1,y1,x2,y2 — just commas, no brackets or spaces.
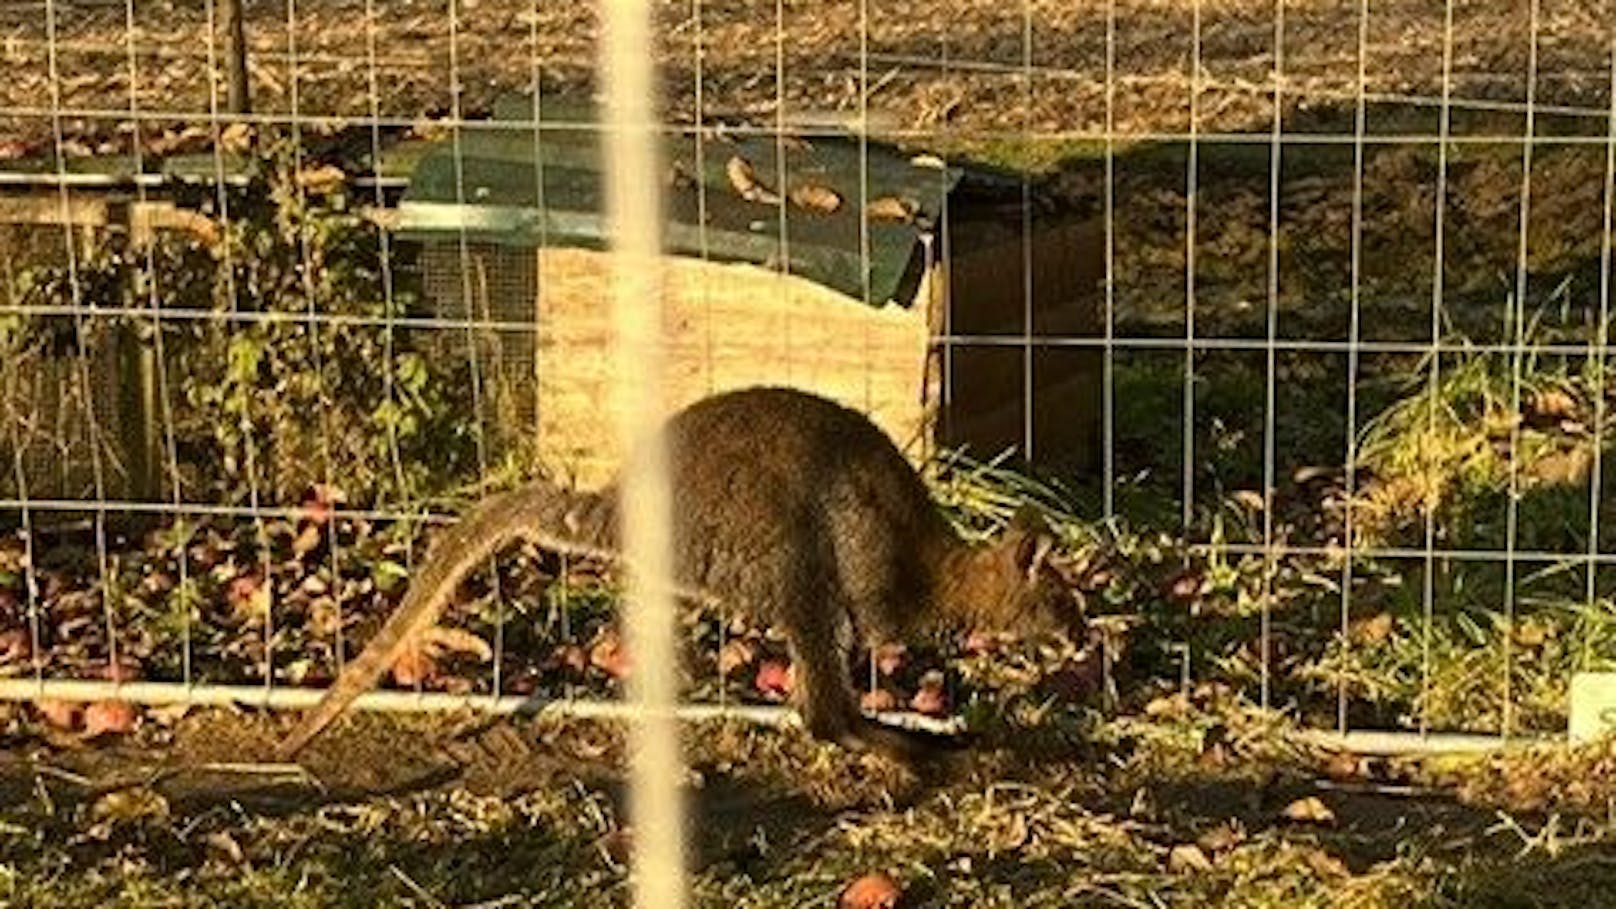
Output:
0,0,1611,787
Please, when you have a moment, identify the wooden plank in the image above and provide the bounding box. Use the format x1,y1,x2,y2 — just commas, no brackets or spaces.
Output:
0,194,109,227
535,247,932,487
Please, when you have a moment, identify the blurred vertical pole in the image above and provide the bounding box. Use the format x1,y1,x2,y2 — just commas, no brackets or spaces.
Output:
223,0,250,114
599,0,685,905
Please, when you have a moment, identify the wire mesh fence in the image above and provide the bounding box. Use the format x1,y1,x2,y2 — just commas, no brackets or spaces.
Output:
0,0,1613,784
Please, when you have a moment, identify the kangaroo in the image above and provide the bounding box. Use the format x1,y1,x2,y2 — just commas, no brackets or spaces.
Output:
275,386,1079,761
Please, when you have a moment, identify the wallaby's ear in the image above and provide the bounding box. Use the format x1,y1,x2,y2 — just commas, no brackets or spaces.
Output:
1009,519,1056,581
1008,504,1050,535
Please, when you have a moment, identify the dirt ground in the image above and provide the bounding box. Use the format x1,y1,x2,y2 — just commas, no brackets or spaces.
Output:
1,702,1612,907
2,0,1611,152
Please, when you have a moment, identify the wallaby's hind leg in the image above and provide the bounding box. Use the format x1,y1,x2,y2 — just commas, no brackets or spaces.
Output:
781,614,863,749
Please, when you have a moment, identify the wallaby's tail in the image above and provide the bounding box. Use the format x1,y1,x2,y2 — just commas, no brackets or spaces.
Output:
275,481,616,760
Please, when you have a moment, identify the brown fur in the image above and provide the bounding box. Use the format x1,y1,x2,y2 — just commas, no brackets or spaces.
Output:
275,387,1078,761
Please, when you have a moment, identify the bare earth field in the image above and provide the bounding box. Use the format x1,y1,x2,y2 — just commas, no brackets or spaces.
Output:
0,0,1611,146
3,702,1615,908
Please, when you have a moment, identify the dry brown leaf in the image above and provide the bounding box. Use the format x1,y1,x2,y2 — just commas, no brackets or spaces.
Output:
875,643,907,676
1281,795,1337,825
860,688,898,713
789,182,842,213
963,629,1002,655
296,164,347,195
1231,489,1267,512
589,629,631,679
1293,465,1337,484
35,699,80,731
551,643,588,674
227,574,272,624
1531,388,1578,421
725,155,780,205
1515,620,1553,648
205,830,247,865
717,638,756,676
290,524,323,559
1167,570,1204,604
0,627,31,664
754,659,794,699
839,872,903,909
390,647,437,688
1322,751,1365,782
1168,843,1214,873
83,700,140,738
1305,848,1349,878
1196,821,1245,853
1144,693,1190,718
911,669,948,716
219,122,255,154
418,626,494,662
866,195,917,223
91,787,170,824
146,703,192,726
1349,612,1395,645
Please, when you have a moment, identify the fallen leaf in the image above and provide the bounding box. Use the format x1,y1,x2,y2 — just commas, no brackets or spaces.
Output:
227,573,271,623
962,629,1001,655
146,704,192,726
390,647,437,688
866,195,917,223
35,699,80,730
0,627,31,663
839,872,903,909
911,670,948,716
860,688,898,713
1305,848,1349,877
717,638,756,676
296,164,347,195
299,483,345,526
290,524,323,559
1281,796,1337,825
1349,612,1395,645
83,700,140,738
102,659,143,683
754,659,793,700
1231,489,1267,512
874,643,907,676
1196,821,1245,853
789,182,841,213
1515,620,1553,648
1322,751,1364,782
1144,693,1190,718
725,155,780,205
205,830,247,865
219,122,255,155
418,626,494,661
589,630,631,679
1293,465,1337,484
1042,658,1103,702
91,786,170,824
551,643,588,674
1167,570,1204,604
1168,843,1214,873
1531,388,1578,421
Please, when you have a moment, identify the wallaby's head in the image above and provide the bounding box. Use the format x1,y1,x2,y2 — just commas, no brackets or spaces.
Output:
955,506,1082,640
